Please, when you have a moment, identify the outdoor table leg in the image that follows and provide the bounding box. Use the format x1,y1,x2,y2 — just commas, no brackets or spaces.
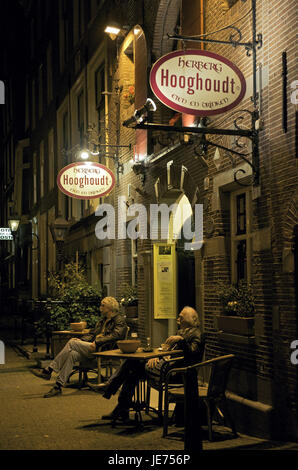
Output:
97,357,102,384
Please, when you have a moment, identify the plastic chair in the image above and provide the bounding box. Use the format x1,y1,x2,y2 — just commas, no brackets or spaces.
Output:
163,354,237,441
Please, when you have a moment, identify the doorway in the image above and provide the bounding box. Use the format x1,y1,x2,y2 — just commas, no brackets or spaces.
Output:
172,194,196,311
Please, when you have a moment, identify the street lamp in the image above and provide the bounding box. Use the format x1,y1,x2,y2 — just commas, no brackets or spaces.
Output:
50,216,70,244
104,22,121,40
8,216,20,234
50,216,70,271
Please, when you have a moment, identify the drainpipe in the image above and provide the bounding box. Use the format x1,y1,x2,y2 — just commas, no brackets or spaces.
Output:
200,0,204,50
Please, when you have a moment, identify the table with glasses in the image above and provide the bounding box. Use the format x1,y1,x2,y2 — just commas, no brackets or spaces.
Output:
93,347,183,426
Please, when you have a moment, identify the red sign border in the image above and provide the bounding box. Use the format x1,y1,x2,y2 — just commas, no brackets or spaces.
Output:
149,49,246,116
57,161,116,200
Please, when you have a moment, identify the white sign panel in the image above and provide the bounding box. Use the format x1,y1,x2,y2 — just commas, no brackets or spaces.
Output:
0,228,13,240
57,162,116,200
150,49,246,116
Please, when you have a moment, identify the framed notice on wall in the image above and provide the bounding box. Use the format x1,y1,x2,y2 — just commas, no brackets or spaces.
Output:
153,242,177,319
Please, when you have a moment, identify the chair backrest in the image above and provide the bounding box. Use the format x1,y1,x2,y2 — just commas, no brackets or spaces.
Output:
124,325,130,339
205,354,234,398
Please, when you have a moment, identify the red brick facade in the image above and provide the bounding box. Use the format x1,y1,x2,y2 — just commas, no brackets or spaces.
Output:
1,0,297,440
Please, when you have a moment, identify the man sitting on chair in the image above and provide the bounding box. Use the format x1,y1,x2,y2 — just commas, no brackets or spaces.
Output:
97,306,204,422
32,297,127,398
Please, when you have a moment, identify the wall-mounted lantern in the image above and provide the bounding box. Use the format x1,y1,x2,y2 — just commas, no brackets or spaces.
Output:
8,216,20,235
104,22,122,40
50,216,70,270
50,216,70,244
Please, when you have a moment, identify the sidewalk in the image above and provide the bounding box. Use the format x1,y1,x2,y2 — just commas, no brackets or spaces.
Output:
1,335,298,454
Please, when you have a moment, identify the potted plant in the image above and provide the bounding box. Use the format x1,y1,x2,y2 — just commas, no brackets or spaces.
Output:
217,280,255,336
38,262,103,356
120,284,138,319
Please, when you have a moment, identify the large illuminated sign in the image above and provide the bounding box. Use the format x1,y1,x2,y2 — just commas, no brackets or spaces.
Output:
150,49,246,116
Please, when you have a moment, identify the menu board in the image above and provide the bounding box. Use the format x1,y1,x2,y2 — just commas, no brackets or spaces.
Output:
153,242,177,319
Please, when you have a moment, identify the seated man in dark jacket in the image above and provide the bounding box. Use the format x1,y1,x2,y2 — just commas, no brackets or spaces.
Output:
32,297,127,398
97,306,204,421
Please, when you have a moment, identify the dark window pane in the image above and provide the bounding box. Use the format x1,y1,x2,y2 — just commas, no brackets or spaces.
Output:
236,193,246,235
236,239,247,282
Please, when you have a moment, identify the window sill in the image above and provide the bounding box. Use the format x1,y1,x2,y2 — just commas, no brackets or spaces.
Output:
217,331,256,345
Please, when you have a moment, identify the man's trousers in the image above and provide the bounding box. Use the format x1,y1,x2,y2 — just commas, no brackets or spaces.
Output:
49,338,95,386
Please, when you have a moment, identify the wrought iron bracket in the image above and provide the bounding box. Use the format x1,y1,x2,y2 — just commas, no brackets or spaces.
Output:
123,0,262,187
104,154,124,185
134,112,259,185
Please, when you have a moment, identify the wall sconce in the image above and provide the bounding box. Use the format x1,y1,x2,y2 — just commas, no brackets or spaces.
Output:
50,216,70,271
132,160,148,186
104,22,129,40
123,98,157,127
79,149,90,160
105,25,120,41
8,216,20,234
50,216,70,244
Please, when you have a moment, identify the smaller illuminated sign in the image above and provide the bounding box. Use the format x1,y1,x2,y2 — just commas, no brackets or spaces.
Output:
57,162,116,200
0,228,13,240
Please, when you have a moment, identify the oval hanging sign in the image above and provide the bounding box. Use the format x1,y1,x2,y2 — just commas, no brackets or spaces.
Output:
57,162,116,199
150,49,246,116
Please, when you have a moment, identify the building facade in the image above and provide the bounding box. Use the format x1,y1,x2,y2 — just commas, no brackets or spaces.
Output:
0,0,297,440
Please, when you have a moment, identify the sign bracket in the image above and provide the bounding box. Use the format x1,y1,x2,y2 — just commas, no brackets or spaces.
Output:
123,0,261,187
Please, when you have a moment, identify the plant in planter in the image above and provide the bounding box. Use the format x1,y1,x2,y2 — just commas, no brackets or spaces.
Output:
34,262,103,357
218,280,255,317
120,284,138,318
45,262,103,331
217,280,255,336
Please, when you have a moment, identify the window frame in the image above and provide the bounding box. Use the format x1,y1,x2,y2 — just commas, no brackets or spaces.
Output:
230,188,252,284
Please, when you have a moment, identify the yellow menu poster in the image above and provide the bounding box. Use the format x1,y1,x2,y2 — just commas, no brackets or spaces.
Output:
153,242,177,319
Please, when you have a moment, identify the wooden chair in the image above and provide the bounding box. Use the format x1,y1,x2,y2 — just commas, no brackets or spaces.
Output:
163,354,237,441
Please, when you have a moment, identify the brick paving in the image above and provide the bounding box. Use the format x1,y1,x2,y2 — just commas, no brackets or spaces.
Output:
0,339,297,454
